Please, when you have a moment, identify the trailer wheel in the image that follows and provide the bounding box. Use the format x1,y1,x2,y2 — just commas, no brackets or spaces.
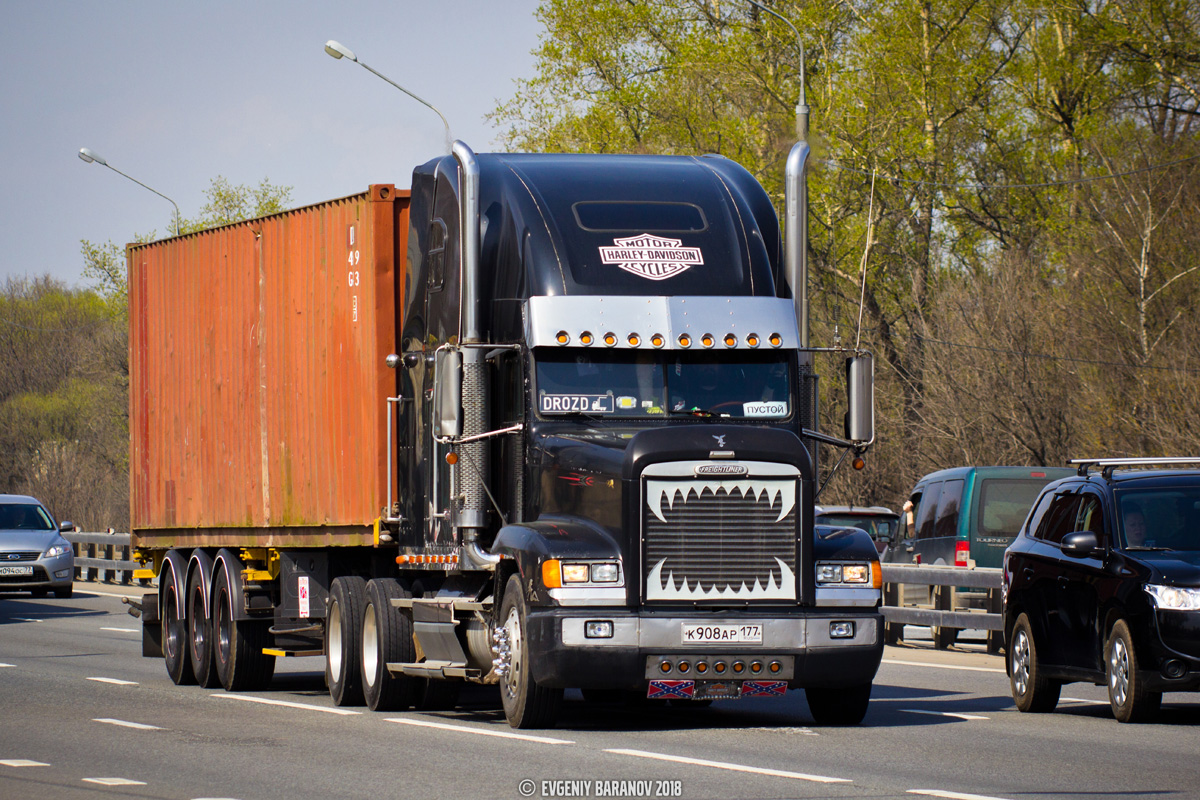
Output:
326,576,367,706
361,578,419,711
212,568,275,692
804,683,872,725
499,575,563,729
187,568,219,688
162,577,195,686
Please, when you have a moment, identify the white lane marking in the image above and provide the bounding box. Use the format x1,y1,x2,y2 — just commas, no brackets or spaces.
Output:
83,777,147,787
93,718,163,731
0,760,49,768
605,748,850,784
14,618,42,623
883,658,1006,674
101,626,139,633
87,677,138,686
0,663,13,668
388,718,575,745
900,709,990,721
212,693,361,716
1062,697,1108,706
909,790,1012,800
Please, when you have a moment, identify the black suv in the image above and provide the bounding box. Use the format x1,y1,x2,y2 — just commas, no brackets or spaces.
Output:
1003,458,1200,722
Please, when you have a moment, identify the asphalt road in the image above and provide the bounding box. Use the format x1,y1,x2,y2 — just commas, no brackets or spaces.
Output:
2,583,1198,800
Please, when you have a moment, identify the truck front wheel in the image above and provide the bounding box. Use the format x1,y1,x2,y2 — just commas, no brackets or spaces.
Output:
499,575,562,729
361,578,419,711
804,683,872,725
326,576,367,706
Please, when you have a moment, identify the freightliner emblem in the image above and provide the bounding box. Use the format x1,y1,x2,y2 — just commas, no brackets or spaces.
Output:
695,464,748,477
599,234,703,281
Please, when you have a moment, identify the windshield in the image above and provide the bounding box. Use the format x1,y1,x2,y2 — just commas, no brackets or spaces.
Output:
978,479,1053,537
817,514,898,542
1116,487,1200,550
534,349,790,420
0,503,54,531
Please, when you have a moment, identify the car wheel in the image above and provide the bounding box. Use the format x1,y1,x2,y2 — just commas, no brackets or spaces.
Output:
499,574,563,728
162,578,195,686
805,683,872,725
187,568,219,688
1106,619,1162,723
1009,613,1060,713
361,578,419,712
326,576,367,707
212,567,275,692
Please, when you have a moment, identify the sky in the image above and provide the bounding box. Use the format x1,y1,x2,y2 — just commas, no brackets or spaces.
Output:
1,0,544,289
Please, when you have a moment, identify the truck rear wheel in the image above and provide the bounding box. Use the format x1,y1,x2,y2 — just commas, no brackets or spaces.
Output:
212,567,275,692
499,575,562,729
361,578,419,711
326,576,367,706
187,568,219,688
162,578,195,686
804,683,872,725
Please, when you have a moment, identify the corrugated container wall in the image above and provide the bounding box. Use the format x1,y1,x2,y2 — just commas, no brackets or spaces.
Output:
128,185,409,549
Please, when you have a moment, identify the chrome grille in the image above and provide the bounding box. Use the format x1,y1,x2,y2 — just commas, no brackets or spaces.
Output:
642,478,798,602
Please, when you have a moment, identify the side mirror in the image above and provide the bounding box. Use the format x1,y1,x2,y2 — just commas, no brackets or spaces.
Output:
845,354,874,445
1061,530,1100,557
59,521,74,533
433,349,462,438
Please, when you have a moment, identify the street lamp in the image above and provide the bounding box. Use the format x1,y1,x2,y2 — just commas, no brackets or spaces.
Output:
746,0,808,143
78,148,182,236
324,39,453,152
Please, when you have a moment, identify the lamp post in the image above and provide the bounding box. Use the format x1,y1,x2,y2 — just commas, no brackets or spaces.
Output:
78,148,182,236
746,0,808,143
324,39,453,152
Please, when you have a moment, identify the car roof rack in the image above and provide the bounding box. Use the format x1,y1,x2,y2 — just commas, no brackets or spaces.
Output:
1070,457,1200,479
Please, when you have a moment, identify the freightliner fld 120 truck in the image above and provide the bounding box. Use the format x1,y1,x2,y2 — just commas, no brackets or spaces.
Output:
128,138,883,728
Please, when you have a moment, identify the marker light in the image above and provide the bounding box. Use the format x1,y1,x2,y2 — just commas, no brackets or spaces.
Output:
769,333,783,347
555,331,570,345
678,334,692,348
603,332,618,347
701,334,715,348
580,331,594,346
724,334,737,348
746,334,760,348
650,334,665,348
542,559,562,589
627,333,641,347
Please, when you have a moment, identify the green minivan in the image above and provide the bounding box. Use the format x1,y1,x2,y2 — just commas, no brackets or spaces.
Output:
889,466,1075,569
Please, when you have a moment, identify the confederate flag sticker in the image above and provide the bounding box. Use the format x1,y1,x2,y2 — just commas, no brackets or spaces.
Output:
599,234,703,281
647,680,696,700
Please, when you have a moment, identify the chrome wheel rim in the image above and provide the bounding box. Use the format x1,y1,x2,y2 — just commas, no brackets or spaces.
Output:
362,605,379,688
1110,636,1130,708
328,598,344,681
502,606,523,701
1011,628,1030,697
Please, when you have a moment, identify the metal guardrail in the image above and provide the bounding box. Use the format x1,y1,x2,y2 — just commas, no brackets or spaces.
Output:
63,532,142,586
881,563,1004,653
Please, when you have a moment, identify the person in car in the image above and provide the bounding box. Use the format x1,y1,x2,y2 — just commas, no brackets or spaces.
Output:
1123,504,1149,547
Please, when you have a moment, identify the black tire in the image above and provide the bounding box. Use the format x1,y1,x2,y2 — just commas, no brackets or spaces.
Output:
1009,613,1060,713
53,586,73,599
805,683,872,725
416,678,463,711
326,576,368,707
162,577,195,686
212,567,275,692
361,578,420,712
932,625,958,650
499,574,563,728
187,568,219,688
1106,619,1161,723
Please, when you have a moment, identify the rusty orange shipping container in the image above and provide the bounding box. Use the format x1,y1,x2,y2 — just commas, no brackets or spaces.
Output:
128,185,409,550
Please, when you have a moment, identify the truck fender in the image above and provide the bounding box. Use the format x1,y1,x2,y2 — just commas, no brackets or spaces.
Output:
814,525,880,562
491,516,622,587
159,550,190,622
212,549,249,621
186,549,215,619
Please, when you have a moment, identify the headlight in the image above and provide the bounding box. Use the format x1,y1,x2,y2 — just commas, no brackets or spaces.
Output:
1145,584,1200,611
542,559,622,588
816,561,881,587
44,544,71,559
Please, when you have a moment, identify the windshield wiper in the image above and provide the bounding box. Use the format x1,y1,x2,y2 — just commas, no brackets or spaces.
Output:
1124,546,1174,551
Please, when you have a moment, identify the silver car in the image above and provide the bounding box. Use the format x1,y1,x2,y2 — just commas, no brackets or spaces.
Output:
0,495,74,598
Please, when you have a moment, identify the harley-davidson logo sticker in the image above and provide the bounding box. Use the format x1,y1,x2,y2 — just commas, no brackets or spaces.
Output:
599,233,703,281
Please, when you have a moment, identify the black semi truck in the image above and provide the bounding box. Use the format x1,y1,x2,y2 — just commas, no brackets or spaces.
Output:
129,139,883,729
